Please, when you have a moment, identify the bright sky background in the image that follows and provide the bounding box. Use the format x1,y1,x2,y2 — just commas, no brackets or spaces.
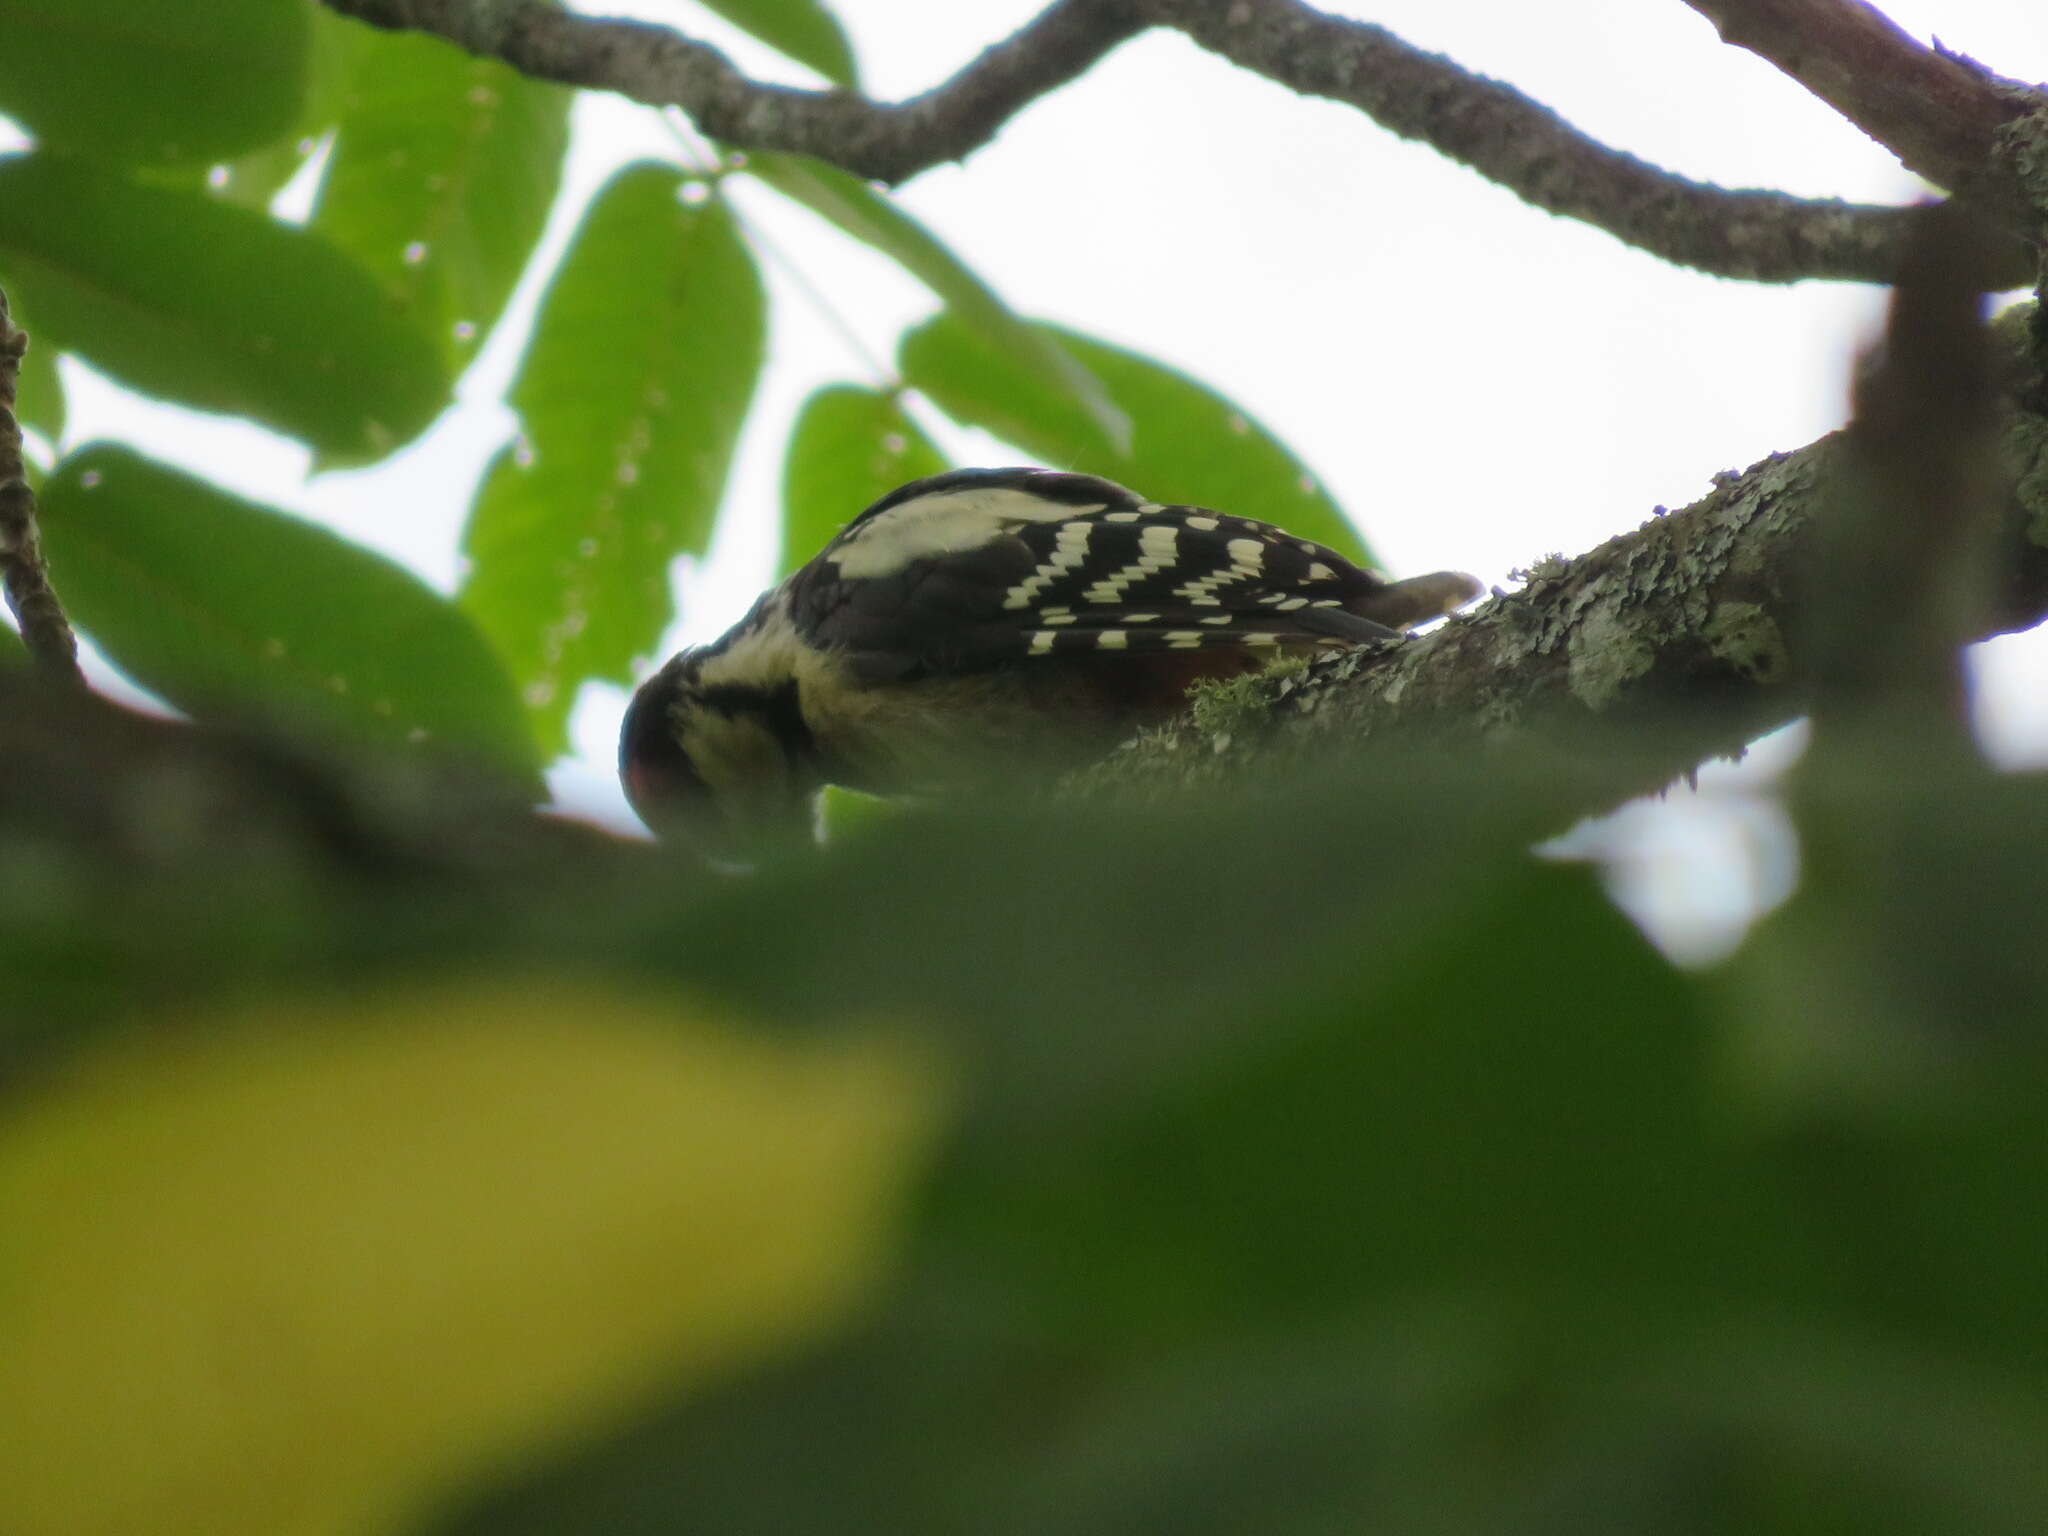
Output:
15,0,2048,958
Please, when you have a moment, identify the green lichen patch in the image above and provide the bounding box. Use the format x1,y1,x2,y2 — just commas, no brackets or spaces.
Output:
1187,653,1312,740
1566,607,1656,711
1704,601,1790,684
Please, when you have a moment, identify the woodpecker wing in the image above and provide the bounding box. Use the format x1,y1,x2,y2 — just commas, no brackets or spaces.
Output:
787,468,1426,681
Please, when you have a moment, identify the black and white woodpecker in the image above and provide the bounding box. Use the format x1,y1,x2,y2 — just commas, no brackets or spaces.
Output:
620,467,1479,845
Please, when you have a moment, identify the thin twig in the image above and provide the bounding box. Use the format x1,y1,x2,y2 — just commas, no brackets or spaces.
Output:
313,0,2021,286
0,286,83,686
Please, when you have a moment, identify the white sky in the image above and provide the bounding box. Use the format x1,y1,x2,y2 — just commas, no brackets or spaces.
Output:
15,0,2048,958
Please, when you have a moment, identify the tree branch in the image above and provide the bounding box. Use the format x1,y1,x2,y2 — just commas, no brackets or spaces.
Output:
312,0,2004,286
1141,0,1991,285
1080,305,2048,809
1682,0,2048,234
0,286,81,686
315,0,1146,185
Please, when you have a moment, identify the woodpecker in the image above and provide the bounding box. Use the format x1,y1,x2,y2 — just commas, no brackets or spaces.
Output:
620,468,1478,845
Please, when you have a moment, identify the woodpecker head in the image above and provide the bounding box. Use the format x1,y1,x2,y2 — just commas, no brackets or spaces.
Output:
618,642,822,850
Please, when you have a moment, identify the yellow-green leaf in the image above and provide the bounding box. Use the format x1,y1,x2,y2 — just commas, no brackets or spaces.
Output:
0,978,943,1536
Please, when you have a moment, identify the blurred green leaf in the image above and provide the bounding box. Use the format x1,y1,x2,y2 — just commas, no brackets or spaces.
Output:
39,445,539,780
922,857,1751,1337
0,619,24,669
746,153,1127,449
461,165,765,758
9,290,64,444
0,156,448,464
1730,764,2048,1103
432,831,2048,1533
0,0,307,168
781,384,946,574
902,314,1373,566
699,0,860,88
209,7,360,211
433,856,1887,1536
312,22,570,366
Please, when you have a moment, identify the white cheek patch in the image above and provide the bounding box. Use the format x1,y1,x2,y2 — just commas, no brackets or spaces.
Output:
829,488,1105,579
692,601,804,694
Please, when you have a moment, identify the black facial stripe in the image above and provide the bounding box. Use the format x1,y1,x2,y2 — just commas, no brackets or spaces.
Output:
695,680,817,763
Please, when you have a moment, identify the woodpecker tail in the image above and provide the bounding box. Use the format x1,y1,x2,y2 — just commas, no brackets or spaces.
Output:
1352,569,1483,631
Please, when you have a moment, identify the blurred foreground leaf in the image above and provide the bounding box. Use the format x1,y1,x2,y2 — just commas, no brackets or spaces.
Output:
0,0,307,168
434,848,2048,1534
461,165,765,758
0,156,447,463
40,445,539,780
0,979,943,1536
1730,761,2048,1100
6,680,2046,1535
903,314,1371,565
780,384,947,573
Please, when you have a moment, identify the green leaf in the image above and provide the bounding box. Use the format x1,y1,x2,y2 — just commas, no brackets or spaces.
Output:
745,153,1127,450
0,0,308,168
312,22,570,366
902,315,1374,567
461,166,766,758
0,155,448,464
698,0,860,89
39,444,539,781
8,290,65,444
780,385,946,575
0,618,24,669
209,8,361,211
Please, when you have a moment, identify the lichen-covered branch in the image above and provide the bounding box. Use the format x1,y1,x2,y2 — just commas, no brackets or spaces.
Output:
1082,307,2048,808
0,287,81,686
312,0,2000,285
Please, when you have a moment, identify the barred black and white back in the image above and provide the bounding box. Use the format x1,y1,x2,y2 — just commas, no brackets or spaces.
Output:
621,468,1479,843
783,467,1473,680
